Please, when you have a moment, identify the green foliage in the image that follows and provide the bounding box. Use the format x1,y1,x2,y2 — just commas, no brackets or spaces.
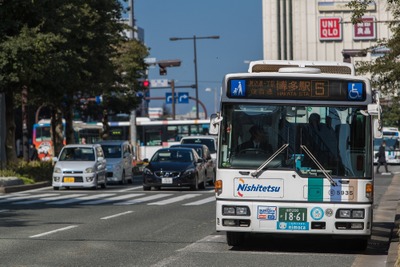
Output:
349,0,400,127
6,160,53,183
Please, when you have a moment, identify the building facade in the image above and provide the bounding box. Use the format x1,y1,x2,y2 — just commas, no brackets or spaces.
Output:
262,0,393,63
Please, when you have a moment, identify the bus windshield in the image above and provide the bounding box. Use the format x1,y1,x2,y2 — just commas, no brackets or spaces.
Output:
219,104,372,178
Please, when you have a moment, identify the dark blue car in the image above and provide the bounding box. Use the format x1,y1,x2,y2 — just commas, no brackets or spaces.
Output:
142,147,207,191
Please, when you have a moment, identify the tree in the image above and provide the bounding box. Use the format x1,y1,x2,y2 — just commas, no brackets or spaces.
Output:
0,0,149,163
348,0,400,128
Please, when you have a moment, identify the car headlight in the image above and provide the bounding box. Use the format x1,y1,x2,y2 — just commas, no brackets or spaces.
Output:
183,168,195,175
53,167,62,173
85,167,94,173
143,168,153,175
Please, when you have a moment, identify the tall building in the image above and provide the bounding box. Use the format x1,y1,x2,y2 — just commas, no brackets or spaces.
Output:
262,0,393,63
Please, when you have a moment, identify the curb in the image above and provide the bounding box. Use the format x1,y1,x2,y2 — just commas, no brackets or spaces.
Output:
0,181,51,194
387,197,400,267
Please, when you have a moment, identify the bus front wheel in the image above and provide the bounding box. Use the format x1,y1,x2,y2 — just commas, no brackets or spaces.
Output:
226,232,245,247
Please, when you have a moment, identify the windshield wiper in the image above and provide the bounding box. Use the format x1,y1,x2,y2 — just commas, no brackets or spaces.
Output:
251,144,289,177
300,145,337,186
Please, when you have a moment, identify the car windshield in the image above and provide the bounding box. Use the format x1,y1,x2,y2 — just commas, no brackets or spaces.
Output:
102,145,122,158
151,150,193,162
60,147,95,161
219,104,372,178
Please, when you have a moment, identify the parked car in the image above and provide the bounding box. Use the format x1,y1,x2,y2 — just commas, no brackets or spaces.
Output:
99,140,134,184
142,147,207,191
52,144,107,190
170,143,215,185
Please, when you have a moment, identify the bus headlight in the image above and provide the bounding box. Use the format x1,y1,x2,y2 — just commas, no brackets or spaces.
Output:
352,209,365,219
336,209,365,219
337,209,351,218
222,205,250,216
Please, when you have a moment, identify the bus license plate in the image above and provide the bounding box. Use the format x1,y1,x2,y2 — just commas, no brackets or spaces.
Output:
162,178,173,184
64,177,75,183
279,208,307,222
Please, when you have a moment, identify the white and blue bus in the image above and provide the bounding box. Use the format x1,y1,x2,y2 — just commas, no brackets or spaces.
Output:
210,60,382,249
374,127,400,164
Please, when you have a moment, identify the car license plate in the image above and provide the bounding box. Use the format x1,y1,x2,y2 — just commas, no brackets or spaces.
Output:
162,178,173,184
279,208,307,222
64,177,75,183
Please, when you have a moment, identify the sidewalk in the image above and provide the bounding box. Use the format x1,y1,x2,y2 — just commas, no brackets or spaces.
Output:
384,172,400,267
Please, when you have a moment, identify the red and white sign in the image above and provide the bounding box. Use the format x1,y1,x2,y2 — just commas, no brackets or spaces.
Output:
319,17,342,41
353,16,376,40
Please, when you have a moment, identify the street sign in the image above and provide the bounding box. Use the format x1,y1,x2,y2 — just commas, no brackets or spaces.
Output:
150,79,169,88
165,92,177,104
178,92,189,103
165,92,189,104
319,17,342,41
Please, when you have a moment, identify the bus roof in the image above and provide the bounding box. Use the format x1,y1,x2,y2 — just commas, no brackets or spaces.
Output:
248,60,355,76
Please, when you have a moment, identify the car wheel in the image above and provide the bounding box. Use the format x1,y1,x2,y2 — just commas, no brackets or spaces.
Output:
190,175,199,191
128,171,133,184
199,177,206,190
53,186,59,190
91,177,98,190
143,185,151,191
119,172,126,185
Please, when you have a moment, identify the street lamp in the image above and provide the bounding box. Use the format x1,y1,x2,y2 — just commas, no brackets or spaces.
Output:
170,35,220,119
205,87,218,115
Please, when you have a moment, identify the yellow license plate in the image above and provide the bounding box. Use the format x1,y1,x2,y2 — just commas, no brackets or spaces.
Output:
64,177,75,183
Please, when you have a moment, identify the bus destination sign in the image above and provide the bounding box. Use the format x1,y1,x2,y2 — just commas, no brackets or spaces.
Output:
228,78,365,101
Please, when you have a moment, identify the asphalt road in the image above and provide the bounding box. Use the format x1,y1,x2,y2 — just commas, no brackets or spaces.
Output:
0,169,398,267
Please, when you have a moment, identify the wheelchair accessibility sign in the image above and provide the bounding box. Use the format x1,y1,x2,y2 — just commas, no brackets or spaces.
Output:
347,82,363,101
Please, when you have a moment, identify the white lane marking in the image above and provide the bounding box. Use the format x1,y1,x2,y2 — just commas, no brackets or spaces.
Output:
0,193,28,199
148,194,201,205
23,186,53,193
0,193,59,203
117,186,142,192
30,225,78,238
0,209,10,213
115,193,172,205
13,194,86,205
183,196,216,206
101,211,134,220
81,193,144,205
48,193,115,205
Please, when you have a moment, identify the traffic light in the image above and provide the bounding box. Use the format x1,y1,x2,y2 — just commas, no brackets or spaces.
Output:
158,59,181,76
159,66,167,75
139,79,150,90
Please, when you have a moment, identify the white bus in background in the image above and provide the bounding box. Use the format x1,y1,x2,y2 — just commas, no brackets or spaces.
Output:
209,60,382,249
100,117,210,169
373,127,400,164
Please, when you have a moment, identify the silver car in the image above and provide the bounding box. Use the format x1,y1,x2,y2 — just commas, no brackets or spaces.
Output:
99,140,134,184
52,144,107,190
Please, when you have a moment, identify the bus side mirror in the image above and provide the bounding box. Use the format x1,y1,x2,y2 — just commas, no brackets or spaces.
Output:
209,113,223,135
373,118,383,139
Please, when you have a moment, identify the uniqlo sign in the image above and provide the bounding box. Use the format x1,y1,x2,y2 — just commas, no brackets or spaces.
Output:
319,17,342,41
354,16,376,40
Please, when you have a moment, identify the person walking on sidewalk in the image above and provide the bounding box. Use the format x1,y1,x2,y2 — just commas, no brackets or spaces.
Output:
376,140,389,174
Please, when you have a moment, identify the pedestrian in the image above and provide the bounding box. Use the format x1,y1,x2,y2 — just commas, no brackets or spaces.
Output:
29,144,39,161
376,140,390,174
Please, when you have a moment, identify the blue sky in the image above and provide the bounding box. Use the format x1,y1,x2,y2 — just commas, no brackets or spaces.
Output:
132,0,263,117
